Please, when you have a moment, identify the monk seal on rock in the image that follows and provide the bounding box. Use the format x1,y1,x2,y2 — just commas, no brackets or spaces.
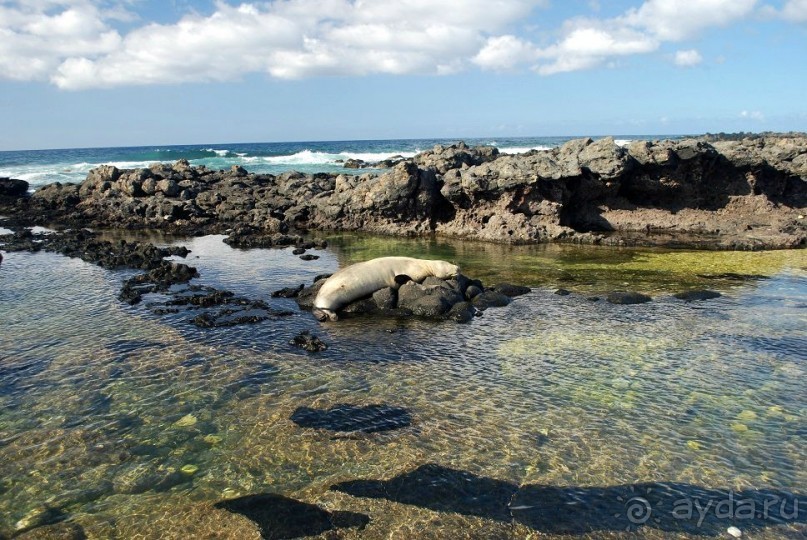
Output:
313,256,459,321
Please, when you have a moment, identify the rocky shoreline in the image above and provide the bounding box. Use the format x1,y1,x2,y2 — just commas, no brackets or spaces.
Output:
1,134,806,250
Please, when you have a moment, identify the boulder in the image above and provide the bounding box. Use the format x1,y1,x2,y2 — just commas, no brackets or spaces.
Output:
372,287,397,310
445,301,477,323
0,178,29,197
472,290,512,309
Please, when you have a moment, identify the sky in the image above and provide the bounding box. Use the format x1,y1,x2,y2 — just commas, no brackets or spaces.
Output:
1,0,806,150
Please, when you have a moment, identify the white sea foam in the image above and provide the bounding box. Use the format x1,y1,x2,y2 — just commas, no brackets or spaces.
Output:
615,139,632,147
259,149,417,166
340,151,417,162
499,145,553,154
205,148,230,157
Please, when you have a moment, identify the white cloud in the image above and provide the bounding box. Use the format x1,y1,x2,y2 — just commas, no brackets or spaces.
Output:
0,1,122,81
778,0,807,22
674,49,703,67
620,0,758,41
473,35,539,71
534,21,658,75
740,110,765,121
0,0,548,88
0,0,791,87
529,0,757,75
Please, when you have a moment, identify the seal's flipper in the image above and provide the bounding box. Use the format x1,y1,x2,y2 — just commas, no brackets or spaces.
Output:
394,274,412,286
313,308,338,322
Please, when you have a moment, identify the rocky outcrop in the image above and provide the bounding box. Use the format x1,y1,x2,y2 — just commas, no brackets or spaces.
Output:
1,135,805,249
293,272,529,322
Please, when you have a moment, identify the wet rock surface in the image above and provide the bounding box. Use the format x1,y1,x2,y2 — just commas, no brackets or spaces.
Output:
0,228,189,270
291,404,412,433
1,135,804,249
289,331,328,352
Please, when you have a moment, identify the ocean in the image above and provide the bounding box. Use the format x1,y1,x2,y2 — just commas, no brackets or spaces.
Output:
0,135,667,189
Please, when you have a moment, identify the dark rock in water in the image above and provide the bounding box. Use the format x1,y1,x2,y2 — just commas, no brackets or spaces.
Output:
696,273,769,281
292,247,306,255
313,273,332,283
295,280,326,309
291,404,412,433
272,284,304,298
408,295,452,318
340,297,378,315
372,287,397,310
674,290,722,302
343,158,366,169
119,261,199,304
586,296,600,302
464,284,483,300
472,290,512,310
299,254,319,261
492,283,531,297
445,301,477,323
397,281,462,315
397,281,429,307
192,307,292,328
214,493,369,539
606,291,652,305
554,288,571,296
290,331,327,352
0,177,29,198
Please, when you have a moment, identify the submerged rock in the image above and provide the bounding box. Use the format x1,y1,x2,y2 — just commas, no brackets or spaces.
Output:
271,284,304,298
606,291,652,305
472,290,512,310
291,404,412,433
491,283,531,297
290,331,328,352
674,290,722,301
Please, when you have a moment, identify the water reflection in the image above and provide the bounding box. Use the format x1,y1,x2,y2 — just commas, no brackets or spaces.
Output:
0,234,805,538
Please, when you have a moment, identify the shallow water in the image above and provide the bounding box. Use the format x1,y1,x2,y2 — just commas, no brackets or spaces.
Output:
0,234,805,539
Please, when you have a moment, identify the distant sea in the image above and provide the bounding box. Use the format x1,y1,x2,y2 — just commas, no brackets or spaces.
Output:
0,135,681,190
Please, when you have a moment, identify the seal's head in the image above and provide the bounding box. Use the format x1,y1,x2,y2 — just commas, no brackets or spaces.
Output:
428,260,460,280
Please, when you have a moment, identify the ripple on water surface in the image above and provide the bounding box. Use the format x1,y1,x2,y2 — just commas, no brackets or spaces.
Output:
0,235,805,538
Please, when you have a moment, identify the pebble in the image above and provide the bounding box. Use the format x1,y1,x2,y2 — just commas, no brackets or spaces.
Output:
173,414,198,428
180,464,199,475
727,526,742,538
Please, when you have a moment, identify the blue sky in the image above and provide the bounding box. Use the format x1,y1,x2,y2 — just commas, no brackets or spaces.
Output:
1,0,805,150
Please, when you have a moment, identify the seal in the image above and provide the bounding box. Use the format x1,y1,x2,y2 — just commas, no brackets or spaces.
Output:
313,256,459,321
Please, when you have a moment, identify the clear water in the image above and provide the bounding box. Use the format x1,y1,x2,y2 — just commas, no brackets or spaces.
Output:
0,233,805,538
0,135,668,190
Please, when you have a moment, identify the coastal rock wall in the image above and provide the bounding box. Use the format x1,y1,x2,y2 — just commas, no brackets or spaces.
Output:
2,136,805,249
